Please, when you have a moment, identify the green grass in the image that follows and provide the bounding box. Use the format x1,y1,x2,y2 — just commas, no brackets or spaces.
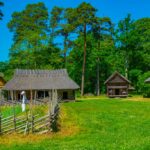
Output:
0,104,48,118
1,105,22,118
0,97,150,150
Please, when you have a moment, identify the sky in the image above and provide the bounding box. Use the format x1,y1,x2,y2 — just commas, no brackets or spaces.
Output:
0,0,150,61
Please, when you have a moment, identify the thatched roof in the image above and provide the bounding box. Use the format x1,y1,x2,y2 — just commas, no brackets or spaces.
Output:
104,71,131,84
3,69,79,90
145,77,150,83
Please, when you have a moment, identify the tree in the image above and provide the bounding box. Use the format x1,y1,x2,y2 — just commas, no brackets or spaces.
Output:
131,18,150,72
138,71,150,97
92,17,114,95
50,7,76,68
50,6,63,41
0,1,4,20
8,2,49,69
115,14,134,78
75,2,97,96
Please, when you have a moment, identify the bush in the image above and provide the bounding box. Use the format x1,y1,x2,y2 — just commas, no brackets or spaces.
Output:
137,71,150,98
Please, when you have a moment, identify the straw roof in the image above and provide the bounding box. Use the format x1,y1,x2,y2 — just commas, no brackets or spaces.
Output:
104,71,131,84
145,77,150,83
3,69,79,90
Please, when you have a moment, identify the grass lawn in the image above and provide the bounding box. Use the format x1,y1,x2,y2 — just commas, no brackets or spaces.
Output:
0,104,48,118
0,97,150,150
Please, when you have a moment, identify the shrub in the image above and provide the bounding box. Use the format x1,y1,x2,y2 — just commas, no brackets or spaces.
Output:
137,71,150,97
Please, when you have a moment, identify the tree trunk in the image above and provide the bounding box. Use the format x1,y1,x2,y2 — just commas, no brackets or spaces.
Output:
96,58,100,96
125,53,128,79
125,64,128,79
81,24,87,96
96,27,101,96
64,34,68,68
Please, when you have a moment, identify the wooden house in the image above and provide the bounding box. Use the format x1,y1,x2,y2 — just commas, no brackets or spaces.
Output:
104,71,131,98
3,69,79,101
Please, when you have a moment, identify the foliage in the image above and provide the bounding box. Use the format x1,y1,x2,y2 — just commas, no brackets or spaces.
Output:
0,1,3,20
7,2,62,71
115,14,135,78
0,2,149,94
74,2,97,96
50,6,76,68
138,71,150,97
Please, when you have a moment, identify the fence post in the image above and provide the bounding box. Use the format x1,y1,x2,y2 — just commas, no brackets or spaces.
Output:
14,114,16,131
31,115,34,133
48,90,51,131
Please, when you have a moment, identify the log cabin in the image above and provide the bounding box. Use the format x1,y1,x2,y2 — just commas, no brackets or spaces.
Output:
3,69,79,101
104,71,131,98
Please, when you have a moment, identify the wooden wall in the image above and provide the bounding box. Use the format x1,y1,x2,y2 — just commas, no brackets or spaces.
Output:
58,90,75,100
0,77,5,89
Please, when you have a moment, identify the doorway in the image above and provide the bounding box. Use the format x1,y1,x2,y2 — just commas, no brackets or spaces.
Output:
63,92,68,100
115,89,120,95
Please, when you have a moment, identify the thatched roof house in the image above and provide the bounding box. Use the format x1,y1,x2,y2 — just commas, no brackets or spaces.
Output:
104,71,131,98
3,69,79,101
145,77,150,83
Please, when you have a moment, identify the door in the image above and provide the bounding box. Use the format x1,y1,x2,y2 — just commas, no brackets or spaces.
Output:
63,92,68,100
115,89,120,95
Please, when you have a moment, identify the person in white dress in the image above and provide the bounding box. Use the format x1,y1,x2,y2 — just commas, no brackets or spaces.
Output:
21,91,26,112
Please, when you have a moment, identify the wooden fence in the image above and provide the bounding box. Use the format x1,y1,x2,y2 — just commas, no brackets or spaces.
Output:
0,89,60,135
0,99,21,106
0,105,59,135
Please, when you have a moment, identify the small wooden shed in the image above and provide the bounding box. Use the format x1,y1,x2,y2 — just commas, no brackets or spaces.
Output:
104,71,131,98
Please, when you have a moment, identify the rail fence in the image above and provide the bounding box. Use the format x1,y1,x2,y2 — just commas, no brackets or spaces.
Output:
0,89,60,135
0,104,59,135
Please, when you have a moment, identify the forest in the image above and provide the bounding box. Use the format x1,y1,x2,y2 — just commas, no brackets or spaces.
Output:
0,2,150,96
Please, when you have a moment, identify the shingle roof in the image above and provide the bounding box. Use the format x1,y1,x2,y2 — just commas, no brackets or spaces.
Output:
145,77,150,83
3,69,79,90
104,71,131,84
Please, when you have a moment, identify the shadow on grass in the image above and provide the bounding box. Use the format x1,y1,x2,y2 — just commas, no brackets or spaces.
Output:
75,100,83,102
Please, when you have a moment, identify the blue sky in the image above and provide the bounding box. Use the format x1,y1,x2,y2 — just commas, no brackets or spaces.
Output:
0,0,150,61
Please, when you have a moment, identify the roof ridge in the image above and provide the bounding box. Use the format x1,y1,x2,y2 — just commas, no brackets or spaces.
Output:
14,69,68,76
104,71,131,84
4,69,79,90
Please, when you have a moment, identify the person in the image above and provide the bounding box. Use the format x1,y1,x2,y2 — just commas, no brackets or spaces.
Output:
21,91,26,112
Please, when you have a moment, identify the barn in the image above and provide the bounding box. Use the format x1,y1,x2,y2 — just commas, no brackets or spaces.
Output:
3,69,79,101
104,71,131,98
